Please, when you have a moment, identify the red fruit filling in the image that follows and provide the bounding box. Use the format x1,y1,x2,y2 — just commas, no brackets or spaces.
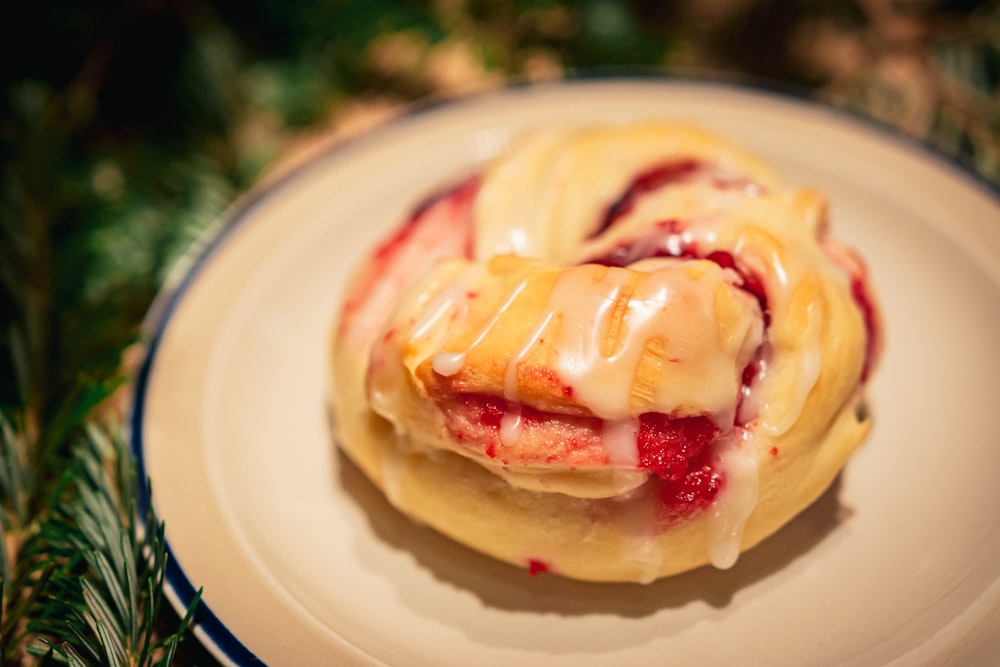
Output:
596,160,702,234
704,250,770,327
593,160,761,236
407,173,481,230
589,232,770,327
654,450,724,529
376,174,479,261
637,413,718,480
340,174,479,335
436,392,726,517
438,394,607,467
851,274,880,382
527,558,551,576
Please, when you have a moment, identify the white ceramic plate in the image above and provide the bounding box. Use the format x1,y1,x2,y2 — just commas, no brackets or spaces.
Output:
131,79,1000,666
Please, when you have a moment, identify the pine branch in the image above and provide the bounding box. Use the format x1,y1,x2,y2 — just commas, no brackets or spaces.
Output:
13,421,200,667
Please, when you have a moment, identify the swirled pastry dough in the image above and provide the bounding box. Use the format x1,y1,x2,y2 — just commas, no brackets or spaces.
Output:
331,122,881,583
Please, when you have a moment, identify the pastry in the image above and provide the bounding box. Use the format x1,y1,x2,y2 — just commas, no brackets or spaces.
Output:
330,122,882,583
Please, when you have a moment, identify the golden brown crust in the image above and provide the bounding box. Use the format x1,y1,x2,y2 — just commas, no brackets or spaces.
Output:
401,256,762,419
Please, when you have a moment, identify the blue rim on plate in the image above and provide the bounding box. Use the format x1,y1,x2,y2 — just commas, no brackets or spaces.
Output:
127,73,1000,666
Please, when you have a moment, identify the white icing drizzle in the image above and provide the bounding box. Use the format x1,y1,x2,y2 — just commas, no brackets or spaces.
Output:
431,352,466,377
504,311,555,401
370,263,476,430
708,430,760,569
601,211,826,437
602,419,640,468
499,408,523,447
410,266,477,341
431,278,531,377
494,310,556,449
543,263,754,422
582,189,835,440
546,266,647,418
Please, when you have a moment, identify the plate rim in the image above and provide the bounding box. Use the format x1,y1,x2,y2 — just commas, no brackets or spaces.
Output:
128,73,1000,666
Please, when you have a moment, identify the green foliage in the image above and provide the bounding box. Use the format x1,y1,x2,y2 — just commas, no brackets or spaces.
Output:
1,407,199,666
28,426,199,667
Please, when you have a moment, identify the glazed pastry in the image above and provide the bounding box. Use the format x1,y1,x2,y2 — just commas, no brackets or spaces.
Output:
331,122,882,583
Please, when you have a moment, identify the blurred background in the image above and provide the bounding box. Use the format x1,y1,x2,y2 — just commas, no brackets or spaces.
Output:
0,0,998,663
2,0,999,416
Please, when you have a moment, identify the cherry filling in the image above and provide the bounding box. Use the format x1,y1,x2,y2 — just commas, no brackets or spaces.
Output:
637,413,718,480
655,451,723,529
704,250,770,327
408,173,481,224
527,559,551,576
340,174,480,333
440,394,608,467
436,392,726,513
592,160,761,237
595,160,702,235
851,275,880,382
589,230,771,327
369,174,480,271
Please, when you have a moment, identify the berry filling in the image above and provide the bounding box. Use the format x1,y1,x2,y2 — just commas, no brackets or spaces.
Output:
374,174,479,263
820,241,882,383
596,160,702,235
637,412,719,480
435,392,726,514
589,225,770,326
339,174,479,342
593,160,761,236
407,173,481,228
654,449,724,529
851,274,880,382
527,558,552,576
438,393,610,467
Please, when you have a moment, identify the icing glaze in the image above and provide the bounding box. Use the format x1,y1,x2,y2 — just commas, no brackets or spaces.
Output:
411,258,762,426
708,430,761,569
603,419,640,468
431,277,530,377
